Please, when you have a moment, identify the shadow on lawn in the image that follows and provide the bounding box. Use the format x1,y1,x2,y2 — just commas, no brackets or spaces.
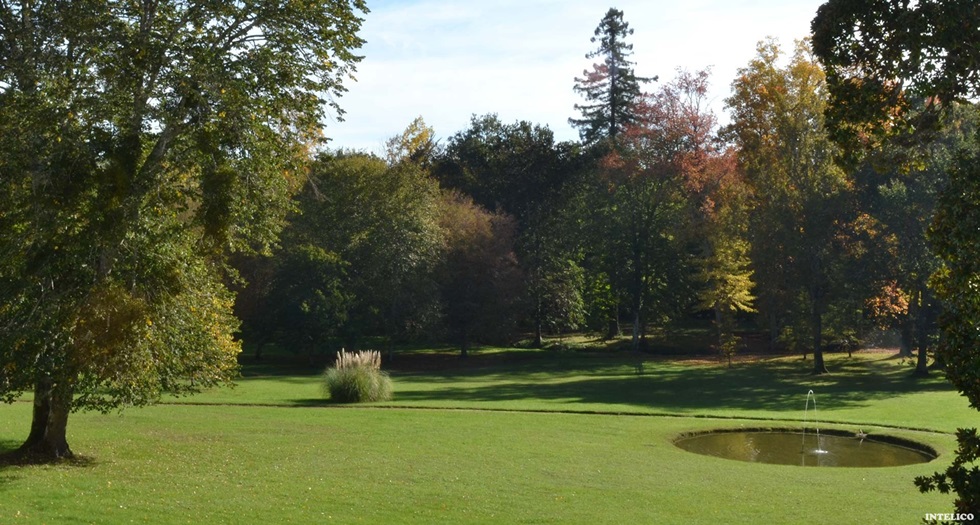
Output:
0,439,22,486
0,433,99,478
390,354,954,414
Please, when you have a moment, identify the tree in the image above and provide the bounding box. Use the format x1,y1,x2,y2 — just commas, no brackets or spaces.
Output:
569,8,654,336
916,145,980,521
432,114,587,347
258,245,350,356
0,0,367,460
694,157,756,367
589,70,715,352
570,8,655,146
436,192,523,356
812,0,980,151
384,116,438,168
642,68,756,364
813,1,980,515
857,104,979,376
725,40,851,374
276,153,443,350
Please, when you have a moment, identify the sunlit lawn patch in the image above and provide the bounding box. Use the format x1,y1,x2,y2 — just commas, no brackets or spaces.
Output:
0,350,968,524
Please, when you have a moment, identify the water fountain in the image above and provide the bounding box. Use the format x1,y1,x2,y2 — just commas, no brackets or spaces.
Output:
672,388,938,467
801,389,828,461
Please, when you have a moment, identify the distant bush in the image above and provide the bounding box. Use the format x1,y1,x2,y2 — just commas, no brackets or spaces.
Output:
322,349,392,403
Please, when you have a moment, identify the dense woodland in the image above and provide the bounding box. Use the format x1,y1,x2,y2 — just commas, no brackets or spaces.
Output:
232,9,977,379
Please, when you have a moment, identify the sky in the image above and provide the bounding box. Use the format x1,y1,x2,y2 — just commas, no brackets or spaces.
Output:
326,0,829,153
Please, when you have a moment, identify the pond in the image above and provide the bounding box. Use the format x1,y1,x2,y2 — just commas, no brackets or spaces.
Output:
674,429,936,467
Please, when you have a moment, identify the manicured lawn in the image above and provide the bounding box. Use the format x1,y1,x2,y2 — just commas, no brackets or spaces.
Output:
0,349,971,523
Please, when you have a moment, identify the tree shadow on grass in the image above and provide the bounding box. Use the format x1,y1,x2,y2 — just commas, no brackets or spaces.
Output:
0,439,20,480
0,438,97,476
390,354,955,415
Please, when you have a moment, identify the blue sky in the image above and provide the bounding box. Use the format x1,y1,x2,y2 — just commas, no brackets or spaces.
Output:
327,0,828,153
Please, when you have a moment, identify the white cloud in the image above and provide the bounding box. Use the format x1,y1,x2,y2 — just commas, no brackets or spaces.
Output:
326,0,827,153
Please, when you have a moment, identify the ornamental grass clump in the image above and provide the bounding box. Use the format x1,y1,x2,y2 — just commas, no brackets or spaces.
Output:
322,349,393,403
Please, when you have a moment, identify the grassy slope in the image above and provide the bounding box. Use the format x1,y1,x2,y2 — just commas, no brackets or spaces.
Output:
0,350,972,524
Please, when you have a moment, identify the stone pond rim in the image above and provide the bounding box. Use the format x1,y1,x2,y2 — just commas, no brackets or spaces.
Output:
673,427,939,468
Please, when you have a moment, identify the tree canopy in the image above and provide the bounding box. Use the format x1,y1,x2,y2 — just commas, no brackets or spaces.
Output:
570,8,655,146
0,0,367,460
812,0,980,149
725,39,850,374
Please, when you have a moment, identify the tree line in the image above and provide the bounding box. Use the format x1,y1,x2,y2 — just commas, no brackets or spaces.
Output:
235,8,978,380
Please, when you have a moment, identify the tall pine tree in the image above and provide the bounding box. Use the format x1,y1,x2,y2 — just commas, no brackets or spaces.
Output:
570,8,655,146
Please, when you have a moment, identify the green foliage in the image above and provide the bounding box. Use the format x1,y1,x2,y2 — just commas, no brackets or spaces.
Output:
433,114,588,346
915,428,980,522
436,192,524,355
248,152,444,350
384,116,438,168
321,350,393,403
0,0,368,458
434,114,576,221
263,245,350,354
536,259,587,337
855,104,979,370
814,0,980,514
725,39,851,372
570,8,655,145
930,148,980,409
812,0,980,151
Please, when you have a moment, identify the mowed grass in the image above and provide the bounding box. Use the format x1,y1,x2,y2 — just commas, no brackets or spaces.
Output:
0,349,973,524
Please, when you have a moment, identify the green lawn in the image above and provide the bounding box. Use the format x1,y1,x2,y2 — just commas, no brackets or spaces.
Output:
0,349,973,524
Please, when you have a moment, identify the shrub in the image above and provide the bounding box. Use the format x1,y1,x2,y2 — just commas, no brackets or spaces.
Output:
322,349,392,403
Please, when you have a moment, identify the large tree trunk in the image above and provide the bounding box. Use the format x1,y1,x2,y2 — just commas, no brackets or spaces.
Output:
18,377,74,461
22,378,52,448
914,343,930,377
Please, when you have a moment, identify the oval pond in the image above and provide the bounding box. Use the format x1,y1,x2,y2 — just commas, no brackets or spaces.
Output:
674,430,936,467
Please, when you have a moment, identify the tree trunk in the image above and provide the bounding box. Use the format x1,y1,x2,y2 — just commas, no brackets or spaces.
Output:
605,301,621,340
768,310,779,352
715,306,723,353
22,378,52,448
914,344,929,376
19,377,74,460
912,290,930,377
631,309,641,353
630,286,643,353
898,319,913,357
811,300,828,374
533,292,544,348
